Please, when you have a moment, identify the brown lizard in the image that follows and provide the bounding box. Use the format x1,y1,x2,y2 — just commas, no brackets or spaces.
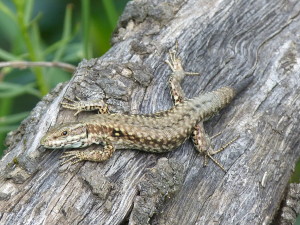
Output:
41,46,252,171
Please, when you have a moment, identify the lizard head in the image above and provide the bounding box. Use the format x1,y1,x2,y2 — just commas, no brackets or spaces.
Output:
41,122,89,149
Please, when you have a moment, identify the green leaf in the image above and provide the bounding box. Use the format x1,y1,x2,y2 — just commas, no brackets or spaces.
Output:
0,125,19,133
0,82,41,98
102,0,118,29
0,111,29,125
0,48,20,61
53,3,73,61
0,2,17,22
24,0,34,25
81,0,92,58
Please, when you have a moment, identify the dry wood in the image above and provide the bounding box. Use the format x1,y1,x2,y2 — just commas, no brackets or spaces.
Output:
1,0,300,224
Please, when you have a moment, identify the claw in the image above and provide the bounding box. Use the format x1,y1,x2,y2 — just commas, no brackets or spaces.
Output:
165,43,200,75
206,154,226,172
60,151,83,166
60,96,108,116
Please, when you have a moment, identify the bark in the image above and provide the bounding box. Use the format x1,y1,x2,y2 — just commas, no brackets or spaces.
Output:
1,0,300,224
273,183,300,225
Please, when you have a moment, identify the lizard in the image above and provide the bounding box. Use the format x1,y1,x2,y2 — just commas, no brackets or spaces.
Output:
40,45,252,171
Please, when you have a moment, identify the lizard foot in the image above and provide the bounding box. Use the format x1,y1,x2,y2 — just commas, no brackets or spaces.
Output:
193,123,239,172
165,42,199,76
60,146,115,166
202,135,240,172
61,96,108,116
165,42,200,105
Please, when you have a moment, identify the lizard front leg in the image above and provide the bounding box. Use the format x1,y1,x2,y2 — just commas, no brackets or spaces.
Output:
165,43,200,105
60,140,115,165
61,96,109,116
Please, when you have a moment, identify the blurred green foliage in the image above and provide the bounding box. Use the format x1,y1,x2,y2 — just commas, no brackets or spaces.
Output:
290,160,300,183
0,0,129,155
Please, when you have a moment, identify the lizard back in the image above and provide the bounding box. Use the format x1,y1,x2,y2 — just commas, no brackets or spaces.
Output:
41,86,235,153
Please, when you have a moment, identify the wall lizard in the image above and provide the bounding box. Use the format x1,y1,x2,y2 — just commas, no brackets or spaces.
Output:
41,46,252,171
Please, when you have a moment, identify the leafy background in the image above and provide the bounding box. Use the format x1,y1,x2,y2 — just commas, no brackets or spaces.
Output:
0,1,300,223
0,0,129,154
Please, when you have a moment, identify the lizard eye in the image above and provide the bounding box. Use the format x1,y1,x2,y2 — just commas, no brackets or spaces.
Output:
62,131,68,136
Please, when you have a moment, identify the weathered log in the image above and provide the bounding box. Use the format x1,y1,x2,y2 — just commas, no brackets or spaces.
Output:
1,0,300,224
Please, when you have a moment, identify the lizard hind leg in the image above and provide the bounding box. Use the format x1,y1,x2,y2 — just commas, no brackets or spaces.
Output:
165,43,238,172
192,123,239,172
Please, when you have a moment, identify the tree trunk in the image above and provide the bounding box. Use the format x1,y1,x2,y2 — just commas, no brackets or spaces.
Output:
1,0,300,224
